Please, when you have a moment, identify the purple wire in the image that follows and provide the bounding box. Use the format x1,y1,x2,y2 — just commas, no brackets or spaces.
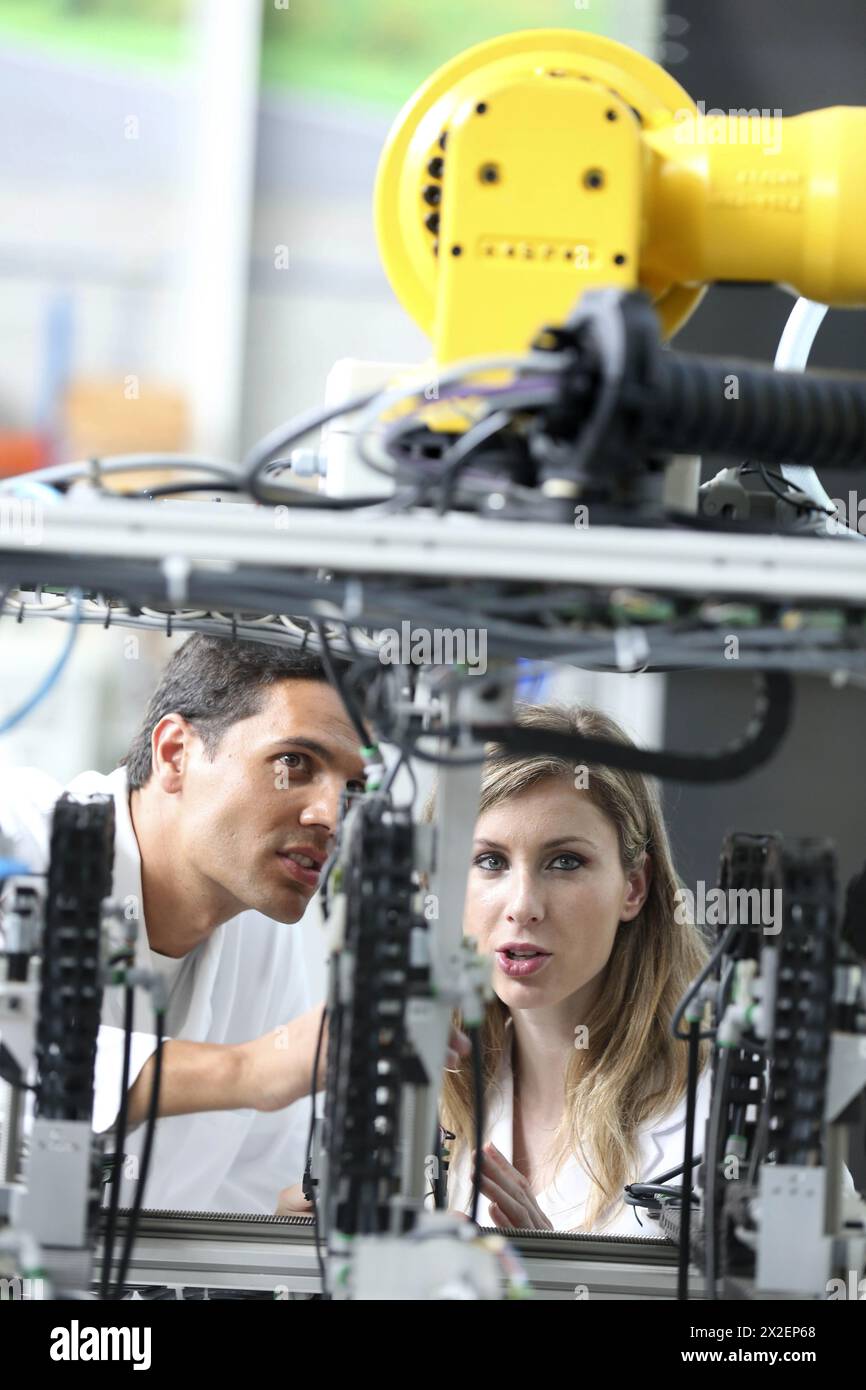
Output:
436,376,560,401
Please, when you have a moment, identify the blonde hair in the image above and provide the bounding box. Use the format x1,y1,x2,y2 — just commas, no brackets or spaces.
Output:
427,701,710,1231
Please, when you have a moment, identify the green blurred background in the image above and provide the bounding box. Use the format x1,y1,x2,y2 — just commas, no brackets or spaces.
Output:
0,0,613,107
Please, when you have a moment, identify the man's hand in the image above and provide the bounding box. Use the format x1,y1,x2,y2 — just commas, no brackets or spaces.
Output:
126,1004,328,1129
471,1143,554,1231
275,1181,313,1216
128,1007,470,1129
236,1003,329,1114
240,1009,469,1114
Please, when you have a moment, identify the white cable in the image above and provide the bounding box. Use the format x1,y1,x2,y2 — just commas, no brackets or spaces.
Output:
774,298,828,373
773,298,840,518
3,595,383,659
0,479,64,505
8,454,243,490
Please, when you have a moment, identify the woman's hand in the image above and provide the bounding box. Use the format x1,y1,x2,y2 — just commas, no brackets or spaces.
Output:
446,1025,472,1069
471,1143,554,1230
275,1180,314,1216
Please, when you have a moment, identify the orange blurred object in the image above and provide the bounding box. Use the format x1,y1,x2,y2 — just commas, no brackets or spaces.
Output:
63,379,192,492
0,433,50,478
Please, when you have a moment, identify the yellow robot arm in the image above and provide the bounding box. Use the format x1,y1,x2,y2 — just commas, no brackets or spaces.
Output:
374,28,866,367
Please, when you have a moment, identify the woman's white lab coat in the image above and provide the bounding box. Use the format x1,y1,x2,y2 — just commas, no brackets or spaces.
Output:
446,1019,862,1235
446,1017,714,1236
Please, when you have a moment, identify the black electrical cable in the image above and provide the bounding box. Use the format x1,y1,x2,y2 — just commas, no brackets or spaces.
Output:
99,982,134,1301
665,506,827,537
378,746,420,812
469,1026,484,1226
470,672,792,784
648,350,866,469
756,463,831,517
740,462,835,516
677,1020,701,1301
127,482,242,500
433,409,515,517
130,476,405,509
243,388,382,505
16,456,243,494
305,1004,329,1298
355,378,557,489
379,750,404,797
703,1044,731,1302
339,655,418,808
746,1069,772,1189
428,1124,443,1207
266,488,402,510
338,642,391,717
6,562,853,684
403,737,488,768
402,671,793,781
312,619,371,751
430,1124,457,1210
623,1156,704,1219
0,1041,35,1093
623,1181,699,1210
672,924,739,1041
112,1009,165,1300
0,558,847,676
639,1154,703,1188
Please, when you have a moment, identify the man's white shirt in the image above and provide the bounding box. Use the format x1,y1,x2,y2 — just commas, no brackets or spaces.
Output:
0,764,313,1214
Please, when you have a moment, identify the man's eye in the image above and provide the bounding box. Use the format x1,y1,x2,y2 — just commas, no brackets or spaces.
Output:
347,780,366,795
277,753,307,771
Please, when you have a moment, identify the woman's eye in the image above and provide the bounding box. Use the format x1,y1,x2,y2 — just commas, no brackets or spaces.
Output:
474,853,504,871
550,853,584,870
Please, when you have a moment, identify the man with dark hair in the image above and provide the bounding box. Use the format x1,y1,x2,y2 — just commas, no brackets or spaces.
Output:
1,634,469,1215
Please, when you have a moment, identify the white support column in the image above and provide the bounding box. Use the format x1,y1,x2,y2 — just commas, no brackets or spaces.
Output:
605,0,666,62
182,0,263,461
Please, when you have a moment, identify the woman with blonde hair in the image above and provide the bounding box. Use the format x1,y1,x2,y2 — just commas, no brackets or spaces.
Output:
433,700,712,1235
